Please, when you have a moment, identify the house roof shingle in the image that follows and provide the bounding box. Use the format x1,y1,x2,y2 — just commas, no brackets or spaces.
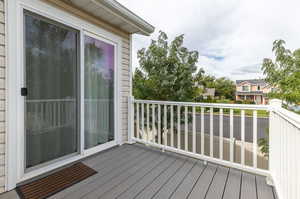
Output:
236,79,267,86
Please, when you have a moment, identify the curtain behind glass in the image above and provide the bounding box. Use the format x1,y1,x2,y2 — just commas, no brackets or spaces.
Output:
25,12,79,168
84,35,114,149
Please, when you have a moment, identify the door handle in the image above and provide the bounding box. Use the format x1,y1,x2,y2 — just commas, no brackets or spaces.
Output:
21,87,28,96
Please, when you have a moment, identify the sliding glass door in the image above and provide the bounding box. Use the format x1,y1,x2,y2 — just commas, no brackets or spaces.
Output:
24,11,79,169
23,10,116,171
84,34,115,149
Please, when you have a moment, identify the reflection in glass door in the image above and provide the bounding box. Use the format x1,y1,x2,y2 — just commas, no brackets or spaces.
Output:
84,34,115,149
24,11,79,169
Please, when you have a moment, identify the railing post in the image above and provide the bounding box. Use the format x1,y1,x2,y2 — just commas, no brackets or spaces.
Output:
268,99,282,186
128,96,135,144
269,99,283,109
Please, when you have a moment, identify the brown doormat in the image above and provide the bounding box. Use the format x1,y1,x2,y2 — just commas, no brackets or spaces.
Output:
16,162,97,199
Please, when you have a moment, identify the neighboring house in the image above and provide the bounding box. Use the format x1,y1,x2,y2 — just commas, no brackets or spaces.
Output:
196,84,215,99
202,88,215,99
1,0,154,193
235,79,275,105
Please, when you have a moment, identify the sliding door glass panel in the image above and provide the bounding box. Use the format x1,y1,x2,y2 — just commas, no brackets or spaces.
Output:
84,35,115,149
24,12,79,169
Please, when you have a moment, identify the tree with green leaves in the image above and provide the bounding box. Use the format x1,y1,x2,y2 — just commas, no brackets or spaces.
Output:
133,31,199,102
214,77,236,100
262,40,300,104
194,74,235,100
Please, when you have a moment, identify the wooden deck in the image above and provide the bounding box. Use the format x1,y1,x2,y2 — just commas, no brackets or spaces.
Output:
0,144,277,199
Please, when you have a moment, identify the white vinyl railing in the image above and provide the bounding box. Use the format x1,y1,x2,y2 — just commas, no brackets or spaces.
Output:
26,99,76,133
128,96,270,176
26,99,112,133
269,99,300,199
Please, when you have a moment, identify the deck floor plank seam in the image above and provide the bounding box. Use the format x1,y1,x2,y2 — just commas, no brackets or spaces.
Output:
131,156,187,199
166,161,199,199
151,158,198,199
168,160,206,199
187,164,218,199
50,145,148,199
98,154,173,199
220,167,230,199
203,165,219,199
62,147,154,199
185,164,208,199
115,155,178,199
205,166,230,199
84,150,170,199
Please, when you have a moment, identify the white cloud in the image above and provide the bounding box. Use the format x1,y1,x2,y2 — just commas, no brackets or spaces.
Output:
118,0,300,80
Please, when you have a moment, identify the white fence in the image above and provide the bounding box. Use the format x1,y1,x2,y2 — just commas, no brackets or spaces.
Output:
269,100,300,199
128,96,270,176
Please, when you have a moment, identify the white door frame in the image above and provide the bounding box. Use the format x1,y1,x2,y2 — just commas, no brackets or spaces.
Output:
6,0,123,191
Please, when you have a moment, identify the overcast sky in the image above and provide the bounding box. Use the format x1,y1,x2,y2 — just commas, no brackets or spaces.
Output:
119,0,300,80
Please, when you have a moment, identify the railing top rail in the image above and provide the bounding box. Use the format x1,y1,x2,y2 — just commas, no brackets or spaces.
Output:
26,99,76,103
133,99,270,110
272,107,300,129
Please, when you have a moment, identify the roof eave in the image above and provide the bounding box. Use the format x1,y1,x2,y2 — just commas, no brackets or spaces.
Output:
92,0,155,36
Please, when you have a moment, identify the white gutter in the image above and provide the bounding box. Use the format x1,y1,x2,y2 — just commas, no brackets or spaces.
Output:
91,0,155,35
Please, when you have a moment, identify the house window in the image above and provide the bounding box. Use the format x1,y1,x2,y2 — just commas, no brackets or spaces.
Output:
257,85,260,91
242,86,250,91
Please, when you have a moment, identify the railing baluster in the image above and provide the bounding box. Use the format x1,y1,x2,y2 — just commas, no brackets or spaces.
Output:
177,105,181,149
230,109,234,162
201,107,204,155
164,105,167,147
141,103,145,141
185,106,188,151
136,103,139,139
219,108,223,160
171,105,174,147
131,99,270,176
241,110,245,165
253,110,257,168
158,104,161,145
58,102,61,127
152,104,155,143
192,106,196,153
147,103,150,142
210,107,214,157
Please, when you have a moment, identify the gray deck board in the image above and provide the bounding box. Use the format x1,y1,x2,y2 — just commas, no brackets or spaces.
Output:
115,155,176,199
84,151,167,199
205,166,229,199
0,144,275,199
82,145,132,167
152,158,197,199
222,168,242,199
123,154,186,199
50,145,148,199
187,164,217,199
99,153,177,199
240,172,257,199
63,147,155,199
170,160,206,199
256,175,274,199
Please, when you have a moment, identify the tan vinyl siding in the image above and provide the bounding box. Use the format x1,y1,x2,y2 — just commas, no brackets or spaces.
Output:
0,0,4,193
121,37,131,142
